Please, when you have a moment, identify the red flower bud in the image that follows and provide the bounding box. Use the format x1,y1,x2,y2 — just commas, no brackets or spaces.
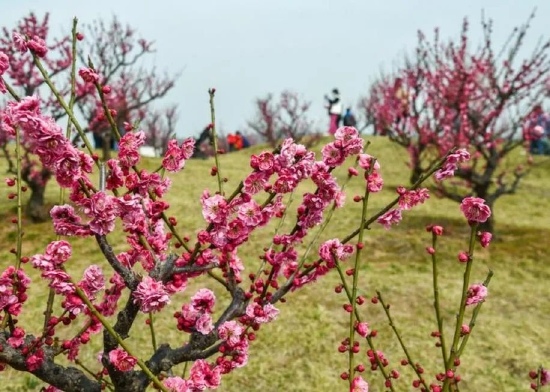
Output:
457,252,469,263
432,225,443,235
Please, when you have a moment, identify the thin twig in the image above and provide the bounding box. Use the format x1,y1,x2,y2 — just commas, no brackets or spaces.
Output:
377,291,430,391
332,258,395,391
456,270,494,357
148,313,157,352
348,158,372,386
209,89,223,195
443,224,478,391
430,232,448,366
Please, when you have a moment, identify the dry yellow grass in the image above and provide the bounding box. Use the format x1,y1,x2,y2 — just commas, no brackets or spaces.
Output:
1,136,549,391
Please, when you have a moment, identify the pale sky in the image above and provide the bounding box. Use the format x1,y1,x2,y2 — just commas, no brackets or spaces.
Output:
2,0,549,138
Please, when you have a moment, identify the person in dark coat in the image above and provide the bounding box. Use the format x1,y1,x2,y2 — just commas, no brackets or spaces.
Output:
343,107,357,127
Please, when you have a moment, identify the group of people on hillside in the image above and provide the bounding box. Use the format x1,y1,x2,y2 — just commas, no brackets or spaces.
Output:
226,131,250,152
191,128,251,158
324,88,357,134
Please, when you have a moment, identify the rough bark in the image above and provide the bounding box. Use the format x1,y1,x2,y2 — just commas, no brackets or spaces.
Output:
26,183,48,222
477,213,494,233
410,162,423,185
0,333,101,392
102,131,112,161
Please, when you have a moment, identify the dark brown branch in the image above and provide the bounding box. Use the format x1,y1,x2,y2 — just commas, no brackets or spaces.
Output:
95,234,139,290
137,287,248,388
0,333,100,392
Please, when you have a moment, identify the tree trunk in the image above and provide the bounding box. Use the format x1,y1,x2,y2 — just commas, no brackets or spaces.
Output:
473,186,495,233
407,144,424,185
410,163,423,185
26,184,49,222
102,131,112,161
477,198,495,234
477,215,494,233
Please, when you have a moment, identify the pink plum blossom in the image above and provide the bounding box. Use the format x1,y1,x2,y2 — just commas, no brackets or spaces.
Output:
478,231,492,248
377,209,402,230
163,377,192,392
79,265,105,298
466,284,488,306
78,68,99,84
195,313,214,335
351,376,369,392
460,197,491,223
191,288,216,313
189,360,221,390
218,321,245,347
133,276,170,313
108,348,137,371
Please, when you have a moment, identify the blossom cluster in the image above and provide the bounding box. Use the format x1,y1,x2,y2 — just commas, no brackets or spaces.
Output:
1,96,94,188
0,266,31,321
377,185,431,231
174,288,216,335
0,50,8,93
434,149,471,182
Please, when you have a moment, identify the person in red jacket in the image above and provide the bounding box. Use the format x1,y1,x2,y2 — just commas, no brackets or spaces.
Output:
227,134,236,152
234,133,243,150
236,131,250,148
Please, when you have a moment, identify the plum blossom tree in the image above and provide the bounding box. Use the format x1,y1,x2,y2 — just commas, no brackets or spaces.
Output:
0,12,177,221
75,16,177,160
361,13,550,232
247,90,320,148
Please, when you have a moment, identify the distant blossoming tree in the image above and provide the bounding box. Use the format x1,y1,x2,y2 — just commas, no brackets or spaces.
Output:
142,105,178,156
247,90,320,148
0,12,177,221
361,13,550,232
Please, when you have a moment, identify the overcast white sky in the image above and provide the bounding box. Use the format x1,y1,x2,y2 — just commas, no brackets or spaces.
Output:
2,1,549,138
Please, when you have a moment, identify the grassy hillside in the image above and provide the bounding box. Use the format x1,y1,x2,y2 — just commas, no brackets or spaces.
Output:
1,136,549,391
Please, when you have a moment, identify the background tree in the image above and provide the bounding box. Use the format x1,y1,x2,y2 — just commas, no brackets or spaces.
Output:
0,12,177,221
142,105,178,156
247,90,320,148
361,13,550,232
75,16,177,160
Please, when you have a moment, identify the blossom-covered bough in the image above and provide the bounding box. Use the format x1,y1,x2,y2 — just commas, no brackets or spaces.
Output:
0,16,548,392
361,13,550,233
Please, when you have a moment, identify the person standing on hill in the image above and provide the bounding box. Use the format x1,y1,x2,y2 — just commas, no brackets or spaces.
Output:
324,88,342,135
393,77,409,124
343,107,357,127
